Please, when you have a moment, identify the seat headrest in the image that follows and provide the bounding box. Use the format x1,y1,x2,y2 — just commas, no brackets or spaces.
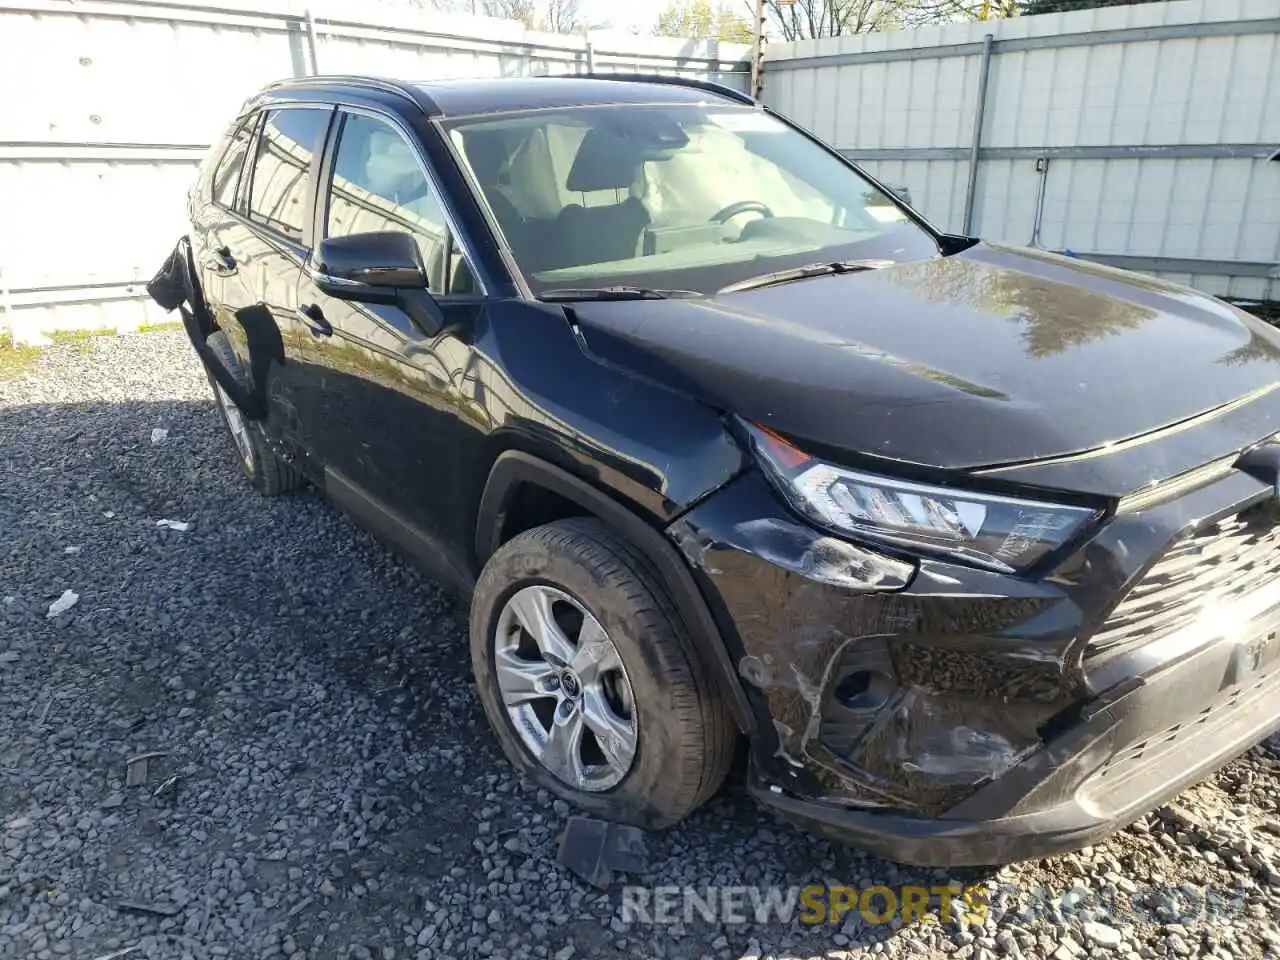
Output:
463,131,507,185
566,127,642,193
363,129,423,199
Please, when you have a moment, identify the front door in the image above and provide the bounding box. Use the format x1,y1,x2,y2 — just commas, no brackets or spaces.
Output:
294,108,487,583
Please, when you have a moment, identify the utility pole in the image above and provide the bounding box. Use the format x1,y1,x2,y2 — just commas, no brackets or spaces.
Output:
750,0,765,100
304,8,320,75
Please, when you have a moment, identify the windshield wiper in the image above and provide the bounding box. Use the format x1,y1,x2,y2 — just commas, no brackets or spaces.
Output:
537,286,701,302
717,258,893,295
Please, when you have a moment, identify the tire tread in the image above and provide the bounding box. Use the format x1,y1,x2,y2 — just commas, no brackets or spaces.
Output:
206,331,303,496
553,518,736,814
473,517,735,827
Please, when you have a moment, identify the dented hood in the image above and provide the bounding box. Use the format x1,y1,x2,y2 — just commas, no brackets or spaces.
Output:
570,242,1280,490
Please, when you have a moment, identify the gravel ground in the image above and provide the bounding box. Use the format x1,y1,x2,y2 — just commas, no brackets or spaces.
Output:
3,331,1280,960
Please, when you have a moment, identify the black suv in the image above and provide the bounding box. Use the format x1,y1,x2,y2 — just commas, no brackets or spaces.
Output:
149,73,1280,867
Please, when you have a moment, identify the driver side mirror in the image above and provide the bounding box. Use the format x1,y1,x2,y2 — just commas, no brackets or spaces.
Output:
311,231,426,298
308,231,444,334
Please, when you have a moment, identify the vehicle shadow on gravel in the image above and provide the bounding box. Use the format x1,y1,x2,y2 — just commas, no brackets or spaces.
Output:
0,392,1104,960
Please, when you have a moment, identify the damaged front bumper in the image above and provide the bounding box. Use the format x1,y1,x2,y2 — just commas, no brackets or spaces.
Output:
668,468,1280,866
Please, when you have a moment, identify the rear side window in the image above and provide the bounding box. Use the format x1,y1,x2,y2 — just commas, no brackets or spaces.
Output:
246,107,330,241
211,116,256,210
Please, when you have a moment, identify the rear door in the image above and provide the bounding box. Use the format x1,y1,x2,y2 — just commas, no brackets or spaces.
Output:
190,112,257,340
222,104,333,466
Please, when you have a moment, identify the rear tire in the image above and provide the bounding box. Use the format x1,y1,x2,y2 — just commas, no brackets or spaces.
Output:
205,330,302,496
470,517,735,829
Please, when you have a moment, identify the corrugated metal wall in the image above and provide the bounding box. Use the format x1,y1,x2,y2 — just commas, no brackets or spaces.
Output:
764,0,1280,303
0,0,748,339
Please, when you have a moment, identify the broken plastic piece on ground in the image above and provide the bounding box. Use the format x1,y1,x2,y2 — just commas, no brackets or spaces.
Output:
90,947,141,960
150,428,169,444
115,899,183,917
556,815,648,889
46,590,79,619
153,774,180,805
155,519,191,532
124,751,167,787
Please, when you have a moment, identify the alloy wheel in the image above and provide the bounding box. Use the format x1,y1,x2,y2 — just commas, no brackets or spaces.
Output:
214,382,255,470
493,584,638,791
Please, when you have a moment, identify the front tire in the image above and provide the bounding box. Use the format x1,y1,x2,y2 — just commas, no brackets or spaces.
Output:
470,518,735,829
205,330,302,496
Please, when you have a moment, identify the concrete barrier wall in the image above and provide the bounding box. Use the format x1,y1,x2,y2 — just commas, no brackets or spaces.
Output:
763,0,1280,303
0,0,748,339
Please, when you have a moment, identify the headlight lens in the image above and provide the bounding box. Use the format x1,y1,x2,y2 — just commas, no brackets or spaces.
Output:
749,424,1096,573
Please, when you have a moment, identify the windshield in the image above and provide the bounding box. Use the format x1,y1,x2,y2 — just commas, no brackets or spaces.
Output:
444,104,940,298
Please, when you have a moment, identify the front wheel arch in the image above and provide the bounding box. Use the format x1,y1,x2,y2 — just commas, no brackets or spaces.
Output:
474,450,755,734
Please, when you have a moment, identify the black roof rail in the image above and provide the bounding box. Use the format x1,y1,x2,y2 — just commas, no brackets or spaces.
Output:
264,75,439,114
564,72,755,106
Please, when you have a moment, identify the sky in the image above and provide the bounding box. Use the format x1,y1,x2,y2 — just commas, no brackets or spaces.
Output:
580,0,678,33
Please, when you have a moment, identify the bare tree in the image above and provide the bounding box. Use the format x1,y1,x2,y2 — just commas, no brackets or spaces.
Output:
478,0,590,32
482,0,537,27
542,0,582,33
747,0,1020,41
418,0,481,12
754,0,903,42
657,0,753,42
898,0,1021,22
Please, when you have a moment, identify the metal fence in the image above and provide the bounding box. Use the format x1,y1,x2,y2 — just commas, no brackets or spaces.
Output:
0,0,748,341
763,0,1280,303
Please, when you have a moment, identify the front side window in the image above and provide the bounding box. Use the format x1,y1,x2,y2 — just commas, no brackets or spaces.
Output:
326,112,475,295
247,107,330,241
446,104,938,297
211,116,256,209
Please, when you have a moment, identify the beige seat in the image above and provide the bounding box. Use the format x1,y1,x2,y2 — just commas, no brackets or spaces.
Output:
552,127,650,268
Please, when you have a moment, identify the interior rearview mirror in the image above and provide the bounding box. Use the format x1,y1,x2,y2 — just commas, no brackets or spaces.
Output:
887,184,913,205
309,231,444,335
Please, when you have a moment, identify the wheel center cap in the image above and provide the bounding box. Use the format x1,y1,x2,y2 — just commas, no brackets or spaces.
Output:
560,670,581,699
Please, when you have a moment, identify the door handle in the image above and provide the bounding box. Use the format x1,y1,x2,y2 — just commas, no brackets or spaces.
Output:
204,245,237,275
296,303,332,337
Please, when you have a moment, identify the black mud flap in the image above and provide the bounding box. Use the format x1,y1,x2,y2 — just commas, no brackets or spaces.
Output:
146,238,267,421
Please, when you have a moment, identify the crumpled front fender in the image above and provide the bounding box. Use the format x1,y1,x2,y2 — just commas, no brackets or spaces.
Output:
667,469,1079,817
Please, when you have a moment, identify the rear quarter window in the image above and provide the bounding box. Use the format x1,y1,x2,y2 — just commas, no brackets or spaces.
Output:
209,116,257,210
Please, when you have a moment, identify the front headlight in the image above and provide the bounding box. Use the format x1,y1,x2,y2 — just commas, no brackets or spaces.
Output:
748,424,1097,573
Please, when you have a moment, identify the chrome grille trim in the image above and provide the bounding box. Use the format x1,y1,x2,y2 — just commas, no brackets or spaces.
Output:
1089,508,1280,651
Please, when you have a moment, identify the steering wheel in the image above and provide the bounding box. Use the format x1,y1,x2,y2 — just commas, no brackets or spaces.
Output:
710,200,775,224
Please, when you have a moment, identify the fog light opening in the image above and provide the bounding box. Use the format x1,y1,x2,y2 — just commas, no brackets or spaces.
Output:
834,670,892,712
